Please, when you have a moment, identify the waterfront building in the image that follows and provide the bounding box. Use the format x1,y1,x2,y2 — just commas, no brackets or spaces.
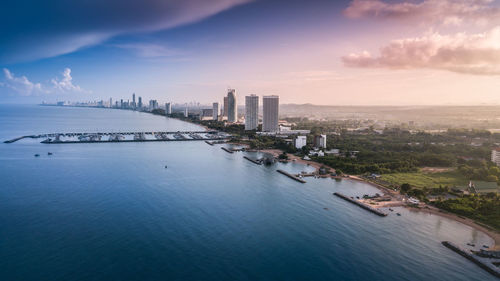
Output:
120,99,124,109
223,96,228,117
212,102,219,121
227,89,237,122
262,95,279,132
245,95,259,130
132,93,136,109
314,134,327,149
138,97,142,109
165,102,172,114
184,106,189,117
492,148,500,166
295,135,307,149
109,98,113,108
149,100,158,111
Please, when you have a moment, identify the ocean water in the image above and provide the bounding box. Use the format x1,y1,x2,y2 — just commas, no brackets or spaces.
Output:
0,104,496,281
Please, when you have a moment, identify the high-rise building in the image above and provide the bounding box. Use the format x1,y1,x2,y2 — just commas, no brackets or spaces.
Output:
109,98,113,108
184,106,188,117
132,93,136,109
262,95,279,132
212,102,219,121
120,99,124,109
149,100,158,110
295,135,307,149
165,102,172,114
138,97,142,109
492,148,500,166
223,96,229,117
245,95,259,130
227,89,237,123
314,134,327,149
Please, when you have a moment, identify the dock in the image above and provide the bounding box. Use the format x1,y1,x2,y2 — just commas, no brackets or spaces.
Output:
333,192,387,217
277,169,306,183
442,241,500,278
205,141,214,146
221,147,234,154
4,130,230,144
243,156,262,165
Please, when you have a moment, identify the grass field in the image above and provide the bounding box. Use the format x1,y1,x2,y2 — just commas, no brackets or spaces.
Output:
380,170,468,189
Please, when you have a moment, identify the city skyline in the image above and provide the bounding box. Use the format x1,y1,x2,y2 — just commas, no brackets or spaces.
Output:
3,0,500,105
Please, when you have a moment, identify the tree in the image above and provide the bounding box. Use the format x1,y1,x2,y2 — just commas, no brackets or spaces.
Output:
400,183,411,194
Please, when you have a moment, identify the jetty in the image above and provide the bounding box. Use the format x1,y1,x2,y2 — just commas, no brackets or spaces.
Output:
441,241,500,278
277,169,306,183
333,192,387,217
221,147,234,154
4,131,230,144
243,156,262,165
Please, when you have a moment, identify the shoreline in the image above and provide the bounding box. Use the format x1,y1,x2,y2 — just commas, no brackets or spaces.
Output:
256,147,500,250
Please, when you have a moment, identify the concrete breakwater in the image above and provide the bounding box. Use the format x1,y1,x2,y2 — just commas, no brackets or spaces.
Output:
333,192,387,217
276,169,306,183
243,156,262,165
441,241,500,278
221,147,234,154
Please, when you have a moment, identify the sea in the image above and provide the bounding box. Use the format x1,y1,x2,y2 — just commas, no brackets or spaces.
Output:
0,104,496,281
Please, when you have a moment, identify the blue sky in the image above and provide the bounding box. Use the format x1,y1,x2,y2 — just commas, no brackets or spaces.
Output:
3,0,500,105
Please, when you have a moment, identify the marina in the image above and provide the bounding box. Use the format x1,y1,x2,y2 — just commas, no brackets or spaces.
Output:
4,131,230,144
333,192,388,217
243,156,262,165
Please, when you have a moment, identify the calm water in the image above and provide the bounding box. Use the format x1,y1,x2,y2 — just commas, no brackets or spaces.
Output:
0,105,495,281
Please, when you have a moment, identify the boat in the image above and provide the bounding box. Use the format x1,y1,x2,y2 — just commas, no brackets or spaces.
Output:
396,213,401,216
164,165,168,169
34,154,40,157
389,208,394,212
47,152,53,155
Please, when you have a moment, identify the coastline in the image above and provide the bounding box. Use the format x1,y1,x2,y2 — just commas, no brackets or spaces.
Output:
257,147,500,250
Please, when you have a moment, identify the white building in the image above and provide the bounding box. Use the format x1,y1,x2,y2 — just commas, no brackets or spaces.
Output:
295,135,307,149
227,89,237,123
262,95,279,132
212,102,219,121
492,148,500,166
184,106,188,117
314,134,327,149
165,102,172,114
245,95,259,130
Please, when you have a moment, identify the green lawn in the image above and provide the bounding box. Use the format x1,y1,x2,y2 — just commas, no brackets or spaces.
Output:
380,170,468,189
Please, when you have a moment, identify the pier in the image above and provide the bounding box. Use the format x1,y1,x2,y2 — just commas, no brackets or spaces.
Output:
243,156,262,165
441,241,500,278
333,192,387,217
221,147,234,154
4,131,230,144
277,169,306,183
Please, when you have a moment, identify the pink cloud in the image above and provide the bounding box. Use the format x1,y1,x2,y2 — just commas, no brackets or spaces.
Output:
342,27,500,75
343,0,500,26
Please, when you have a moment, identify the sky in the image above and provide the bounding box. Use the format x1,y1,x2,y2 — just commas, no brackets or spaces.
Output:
2,0,500,105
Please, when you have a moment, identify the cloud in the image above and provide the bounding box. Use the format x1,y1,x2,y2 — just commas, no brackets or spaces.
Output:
0,0,251,63
2,68,44,96
343,0,500,26
1,68,88,95
113,43,179,58
51,68,88,93
342,27,500,75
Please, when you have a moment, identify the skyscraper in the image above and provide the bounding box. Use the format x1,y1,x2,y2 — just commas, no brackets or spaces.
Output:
245,95,259,130
132,93,136,109
314,135,327,149
262,95,279,132
212,102,219,121
227,89,237,123
223,96,228,117
138,97,142,109
184,105,188,117
165,102,172,114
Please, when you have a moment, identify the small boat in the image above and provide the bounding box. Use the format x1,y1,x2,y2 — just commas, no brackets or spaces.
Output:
483,245,489,248
356,196,360,199
396,213,401,216
323,207,329,210
47,152,53,155
164,165,168,169
34,154,40,157
389,208,394,212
